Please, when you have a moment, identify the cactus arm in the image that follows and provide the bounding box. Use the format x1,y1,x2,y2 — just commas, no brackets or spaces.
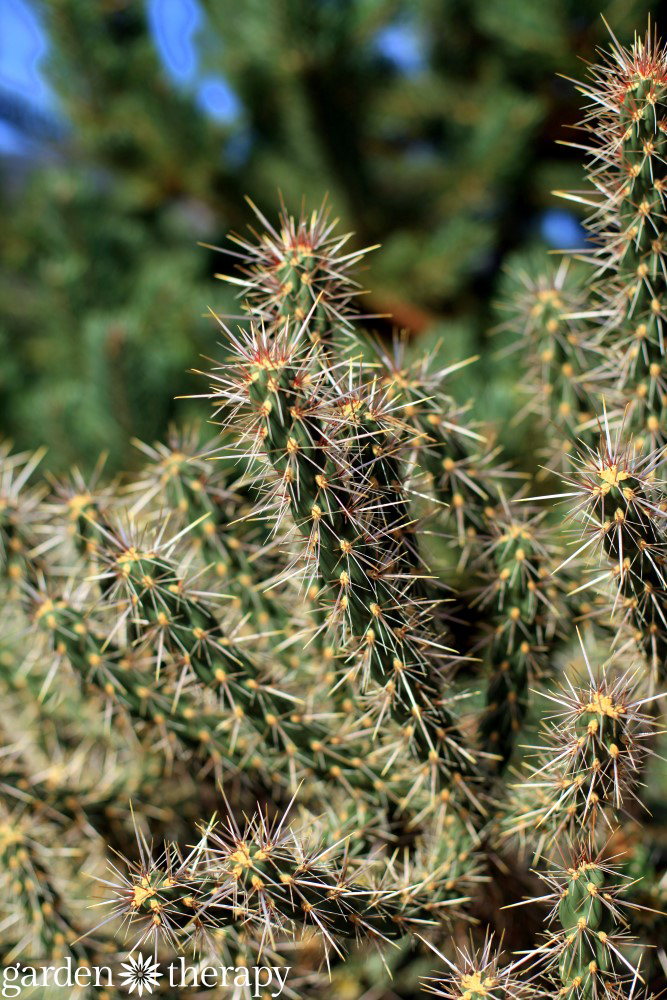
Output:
206,324,482,812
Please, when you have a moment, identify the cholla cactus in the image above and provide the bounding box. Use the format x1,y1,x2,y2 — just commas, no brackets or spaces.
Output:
204,318,482,813
475,499,564,765
528,846,650,1000
557,419,667,684
105,804,479,963
500,25,667,998
215,196,373,343
511,650,656,844
370,338,508,555
559,25,667,451
496,260,599,473
2,20,667,1000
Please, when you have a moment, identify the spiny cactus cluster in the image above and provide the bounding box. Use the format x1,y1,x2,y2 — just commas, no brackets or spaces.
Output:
1,22,667,1000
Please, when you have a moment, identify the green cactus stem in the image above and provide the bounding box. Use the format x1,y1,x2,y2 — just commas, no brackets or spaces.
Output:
108,807,478,957
563,28,667,451
534,849,644,999
476,502,563,767
206,320,482,813
560,424,667,684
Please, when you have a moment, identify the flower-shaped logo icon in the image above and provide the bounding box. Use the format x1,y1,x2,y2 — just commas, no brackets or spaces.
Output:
118,952,163,995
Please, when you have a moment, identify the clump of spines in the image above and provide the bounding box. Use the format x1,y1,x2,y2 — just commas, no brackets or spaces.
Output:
215,196,373,345
422,933,532,998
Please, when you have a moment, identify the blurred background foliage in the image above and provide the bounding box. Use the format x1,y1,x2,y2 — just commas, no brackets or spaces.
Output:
0,0,656,471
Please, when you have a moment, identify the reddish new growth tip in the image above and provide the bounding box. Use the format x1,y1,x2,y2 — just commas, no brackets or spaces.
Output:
211,196,376,335
587,23,667,103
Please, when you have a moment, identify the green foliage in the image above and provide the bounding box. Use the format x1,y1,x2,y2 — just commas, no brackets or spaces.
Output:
0,0,654,469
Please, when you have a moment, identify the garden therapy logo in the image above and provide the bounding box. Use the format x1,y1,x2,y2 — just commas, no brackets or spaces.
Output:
0,956,291,996
118,953,162,995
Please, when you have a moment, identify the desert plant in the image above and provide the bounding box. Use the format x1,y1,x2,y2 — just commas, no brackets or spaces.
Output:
1,20,667,1000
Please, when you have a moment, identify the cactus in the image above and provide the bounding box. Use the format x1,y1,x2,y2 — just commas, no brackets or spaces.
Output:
557,419,667,685
520,654,656,837
422,934,533,999
475,499,565,766
495,260,598,474
216,197,372,345
204,319,482,818
558,25,667,452
532,848,645,999
2,20,667,1000
107,805,478,961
